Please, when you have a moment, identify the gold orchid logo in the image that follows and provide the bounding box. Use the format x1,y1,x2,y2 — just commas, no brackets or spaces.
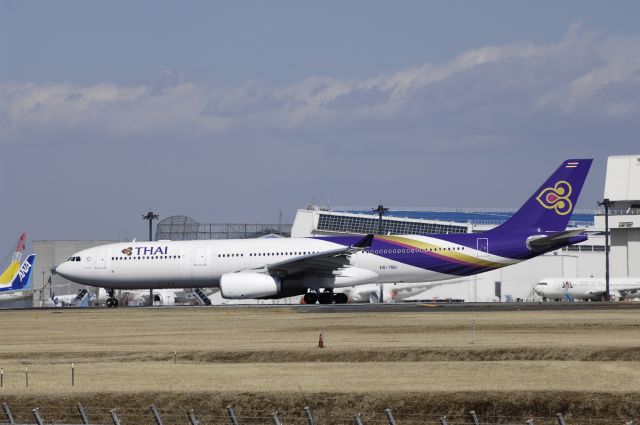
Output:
535,181,573,215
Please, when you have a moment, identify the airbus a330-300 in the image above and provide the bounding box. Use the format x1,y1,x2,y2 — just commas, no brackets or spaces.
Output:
56,159,592,307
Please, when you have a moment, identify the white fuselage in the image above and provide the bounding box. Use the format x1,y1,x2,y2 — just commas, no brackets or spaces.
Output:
535,277,640,300
54,236,513,291
0,290,31,303
339,282,446,303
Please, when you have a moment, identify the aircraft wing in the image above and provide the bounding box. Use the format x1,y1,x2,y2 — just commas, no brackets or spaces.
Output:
241,234,374,277
528,229,586,251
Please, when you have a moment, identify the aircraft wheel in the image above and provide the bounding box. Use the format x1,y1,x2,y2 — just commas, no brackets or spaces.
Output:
113,298,119,307
318,291,334,304
303,292,318,304
106,298,115,308
334,293,348,304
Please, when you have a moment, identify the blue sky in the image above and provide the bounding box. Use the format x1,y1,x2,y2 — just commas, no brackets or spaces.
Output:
1,1,639,243
3,2,640,85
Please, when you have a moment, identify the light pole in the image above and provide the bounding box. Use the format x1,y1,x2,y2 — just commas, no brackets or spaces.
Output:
142,211,159,307
372,204,388,304
372,204,389,235
597,199,614,301
142,211,159,242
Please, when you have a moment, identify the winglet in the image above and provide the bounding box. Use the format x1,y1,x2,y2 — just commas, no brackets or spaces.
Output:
352,234,375,249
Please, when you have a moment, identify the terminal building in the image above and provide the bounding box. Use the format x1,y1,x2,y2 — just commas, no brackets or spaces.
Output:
595,154,640,279
23,154,639,306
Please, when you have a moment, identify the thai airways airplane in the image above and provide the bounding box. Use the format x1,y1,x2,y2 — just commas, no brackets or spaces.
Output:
56,159,592,307
0,233,36,301
534,277,640,301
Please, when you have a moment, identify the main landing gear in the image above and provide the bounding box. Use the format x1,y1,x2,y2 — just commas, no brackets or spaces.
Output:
303,292,318,304
304,290,348,305
105,289,119,308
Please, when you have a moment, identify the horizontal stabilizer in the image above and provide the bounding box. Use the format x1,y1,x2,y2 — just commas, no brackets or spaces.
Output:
527,229,586,251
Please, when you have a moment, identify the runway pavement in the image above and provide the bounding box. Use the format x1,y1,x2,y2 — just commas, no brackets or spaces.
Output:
5,301,640,312
295,301,640,313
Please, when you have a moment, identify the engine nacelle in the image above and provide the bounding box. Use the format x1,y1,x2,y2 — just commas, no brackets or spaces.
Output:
220,273,281,299
153,293,175,306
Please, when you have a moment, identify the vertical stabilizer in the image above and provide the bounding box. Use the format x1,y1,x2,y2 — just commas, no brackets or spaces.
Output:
496,159,593,233
12,233,26,263
0,255,36,292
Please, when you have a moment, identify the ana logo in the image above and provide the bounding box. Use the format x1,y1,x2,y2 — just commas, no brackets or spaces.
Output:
17,260,32,282
535,180,573,216
121,247,133,256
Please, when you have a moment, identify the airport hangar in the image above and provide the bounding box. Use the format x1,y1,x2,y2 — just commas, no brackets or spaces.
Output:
28,154,639,306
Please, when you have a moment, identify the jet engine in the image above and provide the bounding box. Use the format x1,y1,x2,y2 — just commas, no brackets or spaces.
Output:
220,273,281,299
153,292,176,306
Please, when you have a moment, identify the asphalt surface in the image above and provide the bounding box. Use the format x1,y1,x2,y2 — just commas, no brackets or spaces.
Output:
291,301,640,313
4,301,640,312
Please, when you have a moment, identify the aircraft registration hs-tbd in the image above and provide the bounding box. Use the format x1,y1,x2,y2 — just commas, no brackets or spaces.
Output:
56,159,593,307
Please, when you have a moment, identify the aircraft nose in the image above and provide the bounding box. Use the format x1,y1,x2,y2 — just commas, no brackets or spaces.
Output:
55,262,70,279
533,285,543,296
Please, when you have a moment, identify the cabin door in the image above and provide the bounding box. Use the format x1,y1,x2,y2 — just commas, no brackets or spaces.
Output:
476,238,489,257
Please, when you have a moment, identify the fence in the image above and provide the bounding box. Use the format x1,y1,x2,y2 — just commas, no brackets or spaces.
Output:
0,403,636,425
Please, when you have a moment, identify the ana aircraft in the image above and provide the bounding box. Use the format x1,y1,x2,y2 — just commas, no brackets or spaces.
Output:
44,288,96,308
0,233,36,301
56,159,592,307
95,287,210,306
534,277,640,301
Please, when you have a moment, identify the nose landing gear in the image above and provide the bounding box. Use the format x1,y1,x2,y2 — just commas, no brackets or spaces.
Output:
105,289,119,308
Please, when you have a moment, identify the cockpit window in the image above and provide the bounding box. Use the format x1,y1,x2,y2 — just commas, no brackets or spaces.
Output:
75,256,81,261
539,282,547,286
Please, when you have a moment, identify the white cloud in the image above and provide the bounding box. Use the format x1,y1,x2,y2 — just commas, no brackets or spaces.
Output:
2,27,640,148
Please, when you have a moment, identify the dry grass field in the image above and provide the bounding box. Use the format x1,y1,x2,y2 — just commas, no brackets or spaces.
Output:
1,306,640,423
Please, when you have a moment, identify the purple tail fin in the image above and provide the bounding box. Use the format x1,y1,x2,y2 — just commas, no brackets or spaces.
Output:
496,159,593,233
